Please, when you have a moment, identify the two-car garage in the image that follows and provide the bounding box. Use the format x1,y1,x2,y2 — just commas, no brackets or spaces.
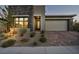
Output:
45,15,75,31
45,20,67,31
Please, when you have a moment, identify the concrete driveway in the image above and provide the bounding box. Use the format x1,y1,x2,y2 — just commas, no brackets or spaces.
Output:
0,46,79,54
46,31,79,46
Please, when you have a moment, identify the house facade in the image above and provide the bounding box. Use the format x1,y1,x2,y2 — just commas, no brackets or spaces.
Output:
8,5,76,32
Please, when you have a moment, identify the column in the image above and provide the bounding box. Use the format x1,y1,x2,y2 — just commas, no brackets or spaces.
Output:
28,6,34,32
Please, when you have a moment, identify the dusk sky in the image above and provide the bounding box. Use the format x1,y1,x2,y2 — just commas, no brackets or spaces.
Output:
0,5,79,22
46,5,79,22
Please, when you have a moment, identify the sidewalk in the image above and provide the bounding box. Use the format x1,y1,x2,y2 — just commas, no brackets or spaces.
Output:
0,46,79,54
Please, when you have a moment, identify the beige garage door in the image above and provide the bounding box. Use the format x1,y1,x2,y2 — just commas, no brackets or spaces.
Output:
45,20,67,31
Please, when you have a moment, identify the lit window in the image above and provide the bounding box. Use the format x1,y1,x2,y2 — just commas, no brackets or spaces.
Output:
14,17,28,28
24,18,28,21
19,22,23,25
15,18,18,21
19,18,23,21
24,22,28,27
15,22,18,24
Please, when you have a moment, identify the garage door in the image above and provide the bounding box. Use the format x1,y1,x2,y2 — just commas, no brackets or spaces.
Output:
45,20,67,31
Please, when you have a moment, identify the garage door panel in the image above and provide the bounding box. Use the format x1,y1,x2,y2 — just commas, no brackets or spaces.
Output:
45,20,67,31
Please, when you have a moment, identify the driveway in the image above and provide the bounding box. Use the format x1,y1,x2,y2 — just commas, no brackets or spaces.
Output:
46,31,79,46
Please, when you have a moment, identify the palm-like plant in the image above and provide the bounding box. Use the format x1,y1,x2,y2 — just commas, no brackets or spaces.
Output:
0,6,7,23
0,5,13,32
0,6,8,19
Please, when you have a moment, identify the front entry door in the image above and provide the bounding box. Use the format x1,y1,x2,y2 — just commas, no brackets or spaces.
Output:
34,16,41,31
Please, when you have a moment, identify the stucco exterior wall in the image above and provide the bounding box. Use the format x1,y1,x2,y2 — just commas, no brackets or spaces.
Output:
33,6,45,31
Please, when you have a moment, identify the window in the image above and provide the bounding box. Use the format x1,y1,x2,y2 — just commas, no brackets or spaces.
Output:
14,17,28,28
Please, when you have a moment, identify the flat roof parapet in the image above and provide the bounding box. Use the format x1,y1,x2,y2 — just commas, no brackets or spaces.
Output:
45,14,76,17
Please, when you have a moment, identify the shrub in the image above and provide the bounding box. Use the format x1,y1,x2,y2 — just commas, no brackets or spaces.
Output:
0,33,5,37
1,39,16,48
4,35,8,39
0,33,8,41
39,34,47,43
30,32,35,37
20,38,29,43
32,42,38,46
39,37,47,43
73,23,79,32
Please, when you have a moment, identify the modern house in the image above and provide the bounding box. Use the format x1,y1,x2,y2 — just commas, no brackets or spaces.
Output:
8,5,76,32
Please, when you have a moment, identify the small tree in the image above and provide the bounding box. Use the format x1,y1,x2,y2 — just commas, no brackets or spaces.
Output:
73,22,79,32
0,5,13,32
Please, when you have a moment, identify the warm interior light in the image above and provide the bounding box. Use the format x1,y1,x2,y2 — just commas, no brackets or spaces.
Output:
25,18,28,21
24,22,28,27
37,21,40,29
15,17,28,28
19,22,23,25
6,28,17,37
16,22,18,24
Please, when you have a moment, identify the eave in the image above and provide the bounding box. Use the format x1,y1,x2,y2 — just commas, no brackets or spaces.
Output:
45,14,76,17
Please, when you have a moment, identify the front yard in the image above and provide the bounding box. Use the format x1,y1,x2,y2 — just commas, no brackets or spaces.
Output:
0,29,79,48
14,31,79,46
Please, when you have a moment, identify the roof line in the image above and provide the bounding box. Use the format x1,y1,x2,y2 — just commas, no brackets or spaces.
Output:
45,14,76,17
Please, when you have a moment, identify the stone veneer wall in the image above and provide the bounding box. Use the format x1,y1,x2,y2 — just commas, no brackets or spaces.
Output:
8,5,34,31
8,5,33,15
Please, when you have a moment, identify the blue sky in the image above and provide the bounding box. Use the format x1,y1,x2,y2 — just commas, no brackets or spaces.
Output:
46,5,79,22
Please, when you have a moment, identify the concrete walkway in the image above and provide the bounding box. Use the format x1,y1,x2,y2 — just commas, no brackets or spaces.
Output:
0,46,79,54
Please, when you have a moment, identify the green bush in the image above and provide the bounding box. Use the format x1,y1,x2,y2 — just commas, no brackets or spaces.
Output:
39,37,47,43
30,32,35,37
39,34,47,43
20,38,29,43
4,35,8,39
1,39,16,48
73,23,79,32
32,42,38,46
0,33,8,41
